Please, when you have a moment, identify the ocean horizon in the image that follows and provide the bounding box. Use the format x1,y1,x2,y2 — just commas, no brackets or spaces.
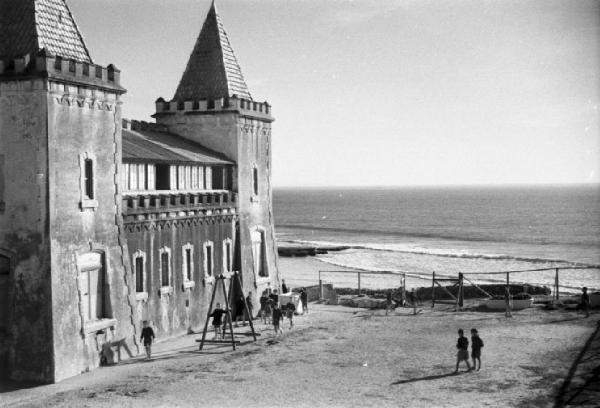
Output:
273,184,600,293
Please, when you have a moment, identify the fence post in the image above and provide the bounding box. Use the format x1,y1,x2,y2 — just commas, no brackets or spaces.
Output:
431,271,435,308
319,270,323,301
458,272,464,309
555,268,560,301
357,272,361,295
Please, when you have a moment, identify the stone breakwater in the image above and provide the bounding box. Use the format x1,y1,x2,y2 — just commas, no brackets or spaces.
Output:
277,244,350,257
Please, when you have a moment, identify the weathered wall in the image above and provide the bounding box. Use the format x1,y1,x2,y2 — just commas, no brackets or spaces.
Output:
46,81,136,381
157,111,280,308
0,78,53,381
124,216,235,337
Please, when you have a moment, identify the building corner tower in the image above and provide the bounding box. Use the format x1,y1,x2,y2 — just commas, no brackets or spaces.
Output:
153,1,280,299
0,0,135,382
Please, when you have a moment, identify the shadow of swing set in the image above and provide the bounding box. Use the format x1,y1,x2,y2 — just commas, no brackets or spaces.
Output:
197,271,258,351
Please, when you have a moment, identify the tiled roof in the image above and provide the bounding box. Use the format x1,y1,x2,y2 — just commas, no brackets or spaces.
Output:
173,1,251,102
122,128,234,166
0,0,92,62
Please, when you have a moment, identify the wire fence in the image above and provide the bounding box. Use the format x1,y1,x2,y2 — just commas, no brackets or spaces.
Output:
317,265,600,307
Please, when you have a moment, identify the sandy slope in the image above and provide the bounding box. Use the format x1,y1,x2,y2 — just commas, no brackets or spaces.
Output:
1,301,597,408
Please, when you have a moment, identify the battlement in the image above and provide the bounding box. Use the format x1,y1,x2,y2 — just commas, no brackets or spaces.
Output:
122,119,168,132
153,95,273,121
0,50,125,94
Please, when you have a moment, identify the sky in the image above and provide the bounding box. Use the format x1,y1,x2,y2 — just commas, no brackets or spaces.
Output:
69,0,600,187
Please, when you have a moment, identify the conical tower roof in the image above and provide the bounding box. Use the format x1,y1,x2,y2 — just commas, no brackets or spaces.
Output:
173,1,251,102
0,0,92,62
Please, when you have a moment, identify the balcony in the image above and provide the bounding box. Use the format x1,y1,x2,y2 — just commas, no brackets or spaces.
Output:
122,190,237,223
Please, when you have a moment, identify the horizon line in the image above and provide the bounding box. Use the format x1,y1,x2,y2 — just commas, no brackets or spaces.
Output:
272,181,600,189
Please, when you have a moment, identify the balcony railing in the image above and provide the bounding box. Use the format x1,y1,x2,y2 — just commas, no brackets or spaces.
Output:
122,190,237,218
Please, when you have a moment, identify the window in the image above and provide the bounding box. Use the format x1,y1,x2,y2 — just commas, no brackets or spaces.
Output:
158,247,172,294
251,228,268,277
155,164,170,190
0,254,10,327
135,257,144,292
161,253,170,286
223,239,233,273
133,250,147,300
79,252,105,321
203,242,214,278
182,243,195,289
252,166,259,197
79,153,98,210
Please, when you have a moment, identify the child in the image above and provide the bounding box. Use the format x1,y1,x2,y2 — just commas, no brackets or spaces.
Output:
470,328,484,371
455,329,472,373
260,291,271,325
209,303,226,340
272,303,283,336
284,303,295,329
140,320,155,360
300,288,308,315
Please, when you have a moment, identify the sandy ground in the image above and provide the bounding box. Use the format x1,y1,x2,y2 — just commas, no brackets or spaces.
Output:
1,258,598,408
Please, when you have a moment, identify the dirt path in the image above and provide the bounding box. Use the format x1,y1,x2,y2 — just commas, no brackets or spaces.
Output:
1,304,597,408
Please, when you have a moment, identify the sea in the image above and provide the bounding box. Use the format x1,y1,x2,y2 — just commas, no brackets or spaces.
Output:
273,185,600,294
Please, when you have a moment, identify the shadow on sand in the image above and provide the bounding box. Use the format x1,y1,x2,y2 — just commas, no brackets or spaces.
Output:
391,371,463,385
0,379,42,394
554,320,600,408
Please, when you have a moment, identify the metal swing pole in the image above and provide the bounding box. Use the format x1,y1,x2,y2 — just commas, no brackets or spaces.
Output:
234,271,257,341
199,276,219,351
220,274,236,351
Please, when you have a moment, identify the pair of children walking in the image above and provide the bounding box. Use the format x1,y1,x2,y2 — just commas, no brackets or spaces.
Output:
455,328,483,372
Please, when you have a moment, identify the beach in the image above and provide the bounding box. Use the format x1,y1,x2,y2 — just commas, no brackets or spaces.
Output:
1,256,598,408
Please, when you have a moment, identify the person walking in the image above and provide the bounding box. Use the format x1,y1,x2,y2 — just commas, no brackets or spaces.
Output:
272,303,284,336
140,320,155,360
455,329,472,373
470,328,484,371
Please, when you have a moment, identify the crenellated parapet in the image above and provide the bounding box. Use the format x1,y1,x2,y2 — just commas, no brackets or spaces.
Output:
153,95,273,122
0,49,125,94
122,119,168,132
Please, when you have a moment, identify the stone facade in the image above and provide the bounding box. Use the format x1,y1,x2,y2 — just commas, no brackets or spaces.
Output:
0,1,279,383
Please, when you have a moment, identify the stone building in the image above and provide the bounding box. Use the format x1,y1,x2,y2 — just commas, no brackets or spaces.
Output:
0,0,280,383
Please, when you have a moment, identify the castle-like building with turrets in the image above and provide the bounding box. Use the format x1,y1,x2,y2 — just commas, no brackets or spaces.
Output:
0,0,280,383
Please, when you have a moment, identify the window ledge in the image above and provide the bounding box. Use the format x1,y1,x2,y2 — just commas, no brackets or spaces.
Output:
250,195,259,203
80,199,99,210
84,318,117,334
135,292,148,301
256,276,271,284
182,280,195,290
160,286,173,295
204,275,215,285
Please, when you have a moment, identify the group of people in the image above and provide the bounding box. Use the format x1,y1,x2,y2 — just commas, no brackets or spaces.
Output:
208,282,309,339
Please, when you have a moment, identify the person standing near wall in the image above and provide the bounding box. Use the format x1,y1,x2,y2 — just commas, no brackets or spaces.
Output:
246,291,254,323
